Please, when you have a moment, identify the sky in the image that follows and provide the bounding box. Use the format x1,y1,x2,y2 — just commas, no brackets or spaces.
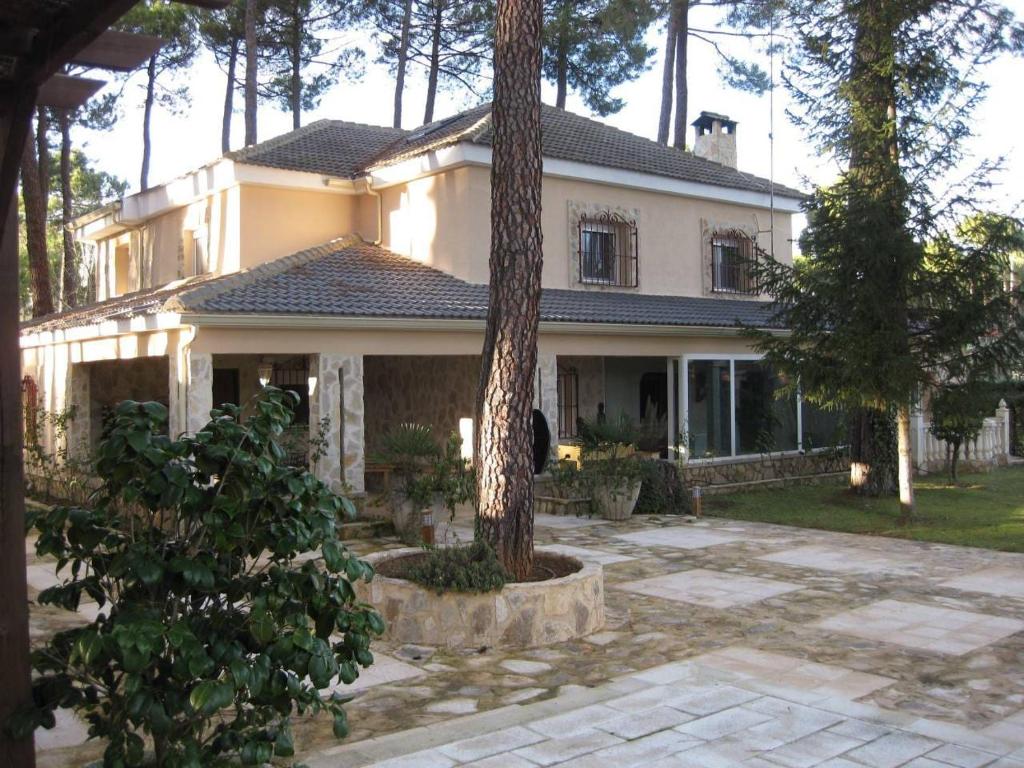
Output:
74,1,1023,225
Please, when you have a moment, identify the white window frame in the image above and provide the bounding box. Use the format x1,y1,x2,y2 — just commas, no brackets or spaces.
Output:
192,225,210,276
680,353,804,460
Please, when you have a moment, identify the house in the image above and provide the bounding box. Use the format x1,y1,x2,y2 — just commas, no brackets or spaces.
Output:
21,104,852,495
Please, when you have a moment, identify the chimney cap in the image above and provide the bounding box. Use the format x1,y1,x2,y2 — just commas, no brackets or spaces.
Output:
692,111,737,132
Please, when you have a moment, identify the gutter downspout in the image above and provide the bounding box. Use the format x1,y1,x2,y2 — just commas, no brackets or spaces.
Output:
362,175,383,246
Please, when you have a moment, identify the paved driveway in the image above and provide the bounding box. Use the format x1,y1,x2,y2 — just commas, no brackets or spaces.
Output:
28,512,1024,767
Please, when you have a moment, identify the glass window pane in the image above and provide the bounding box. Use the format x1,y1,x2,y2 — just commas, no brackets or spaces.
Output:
687,360,732,457
734,361,798,454
802,401,845,451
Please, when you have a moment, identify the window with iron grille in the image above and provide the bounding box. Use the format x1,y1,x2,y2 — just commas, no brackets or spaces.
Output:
578,212,638,287
271,357,310,425
557,368,579,439
711,230,761,294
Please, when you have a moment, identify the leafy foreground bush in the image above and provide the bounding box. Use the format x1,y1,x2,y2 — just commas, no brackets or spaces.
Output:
13,389,384,767
400,540,508,594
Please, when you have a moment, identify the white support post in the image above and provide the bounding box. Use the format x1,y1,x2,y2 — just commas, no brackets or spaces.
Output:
997,399,1011,461
666,357,676,459
536,351,559,460
185,351,213,437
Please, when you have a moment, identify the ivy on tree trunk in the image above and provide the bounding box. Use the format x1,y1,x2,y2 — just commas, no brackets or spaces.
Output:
475,0,544,582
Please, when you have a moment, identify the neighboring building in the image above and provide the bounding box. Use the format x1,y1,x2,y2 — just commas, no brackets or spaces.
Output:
21,104,847,494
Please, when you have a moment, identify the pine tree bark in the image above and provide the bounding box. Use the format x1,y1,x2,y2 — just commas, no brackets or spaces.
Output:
554,2,570,109
657,2,679,145
140,54,156,191
59,109,76,309
36,108,49,208
21,127,54,318
222,37,239,153
671,0,688,148
423,2,444,124
244,0,259,146
476,0,544,581
393,0,413,128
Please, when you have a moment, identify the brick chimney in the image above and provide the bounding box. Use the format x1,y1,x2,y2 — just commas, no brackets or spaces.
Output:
692,111,738,168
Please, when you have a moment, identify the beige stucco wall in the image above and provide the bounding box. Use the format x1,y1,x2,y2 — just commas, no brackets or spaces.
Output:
237,185,359,270
379,166,491,284
376,165,792,298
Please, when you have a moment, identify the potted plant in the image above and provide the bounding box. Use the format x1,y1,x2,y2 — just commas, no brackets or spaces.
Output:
375,423,440,541
375,424,474,542
579,415,644,521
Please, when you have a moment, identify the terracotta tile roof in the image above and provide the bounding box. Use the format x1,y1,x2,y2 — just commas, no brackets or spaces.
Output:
223,104,805,200
168,239,782,330
225,119,407,178
368,104,806,200
19,274,220,334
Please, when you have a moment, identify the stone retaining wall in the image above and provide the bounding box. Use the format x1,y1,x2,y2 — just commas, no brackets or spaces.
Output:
679,450,849,491
358,547,605,648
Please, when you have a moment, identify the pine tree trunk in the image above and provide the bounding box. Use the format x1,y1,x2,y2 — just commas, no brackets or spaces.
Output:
423,3,443,124
140,55,156,191
244,0,259,146
393,0,413,128
657,2,678,145
896,402,915,524
554,6,569,109
671,1,688,149
950,440,961,484
21,128,54,318
476,0,543,581
59,109,76,309
222,37,238,153
289,2,302,130
848,407,897,496
36,107,49,208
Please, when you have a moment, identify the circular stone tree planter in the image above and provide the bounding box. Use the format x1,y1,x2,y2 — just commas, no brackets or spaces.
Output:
357,547,605,648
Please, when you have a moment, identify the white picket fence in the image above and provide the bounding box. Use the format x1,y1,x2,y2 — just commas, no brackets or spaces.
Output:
911,400,1013,473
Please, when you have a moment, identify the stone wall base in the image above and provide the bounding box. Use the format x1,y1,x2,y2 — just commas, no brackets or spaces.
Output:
680,451,850,492
358,547,604,648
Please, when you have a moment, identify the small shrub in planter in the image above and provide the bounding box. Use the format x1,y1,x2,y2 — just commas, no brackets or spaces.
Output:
537,459,594,517
11,389,383,767
389,540,508,595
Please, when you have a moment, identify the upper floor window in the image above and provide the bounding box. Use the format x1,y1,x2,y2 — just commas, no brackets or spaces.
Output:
578,212,638,288
192,226,210,276
711,230,761,295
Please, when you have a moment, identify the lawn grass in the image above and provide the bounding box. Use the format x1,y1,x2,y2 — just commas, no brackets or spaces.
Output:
704,465,1024,552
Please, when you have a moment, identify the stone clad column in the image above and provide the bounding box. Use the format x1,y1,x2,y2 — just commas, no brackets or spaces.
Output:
309,353,344,492
535,351,559,459
185,351,213,436
340,355,365,494
66,362,91,461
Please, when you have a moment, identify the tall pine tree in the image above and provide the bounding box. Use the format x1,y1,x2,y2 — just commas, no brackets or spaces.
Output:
749,0,1024,521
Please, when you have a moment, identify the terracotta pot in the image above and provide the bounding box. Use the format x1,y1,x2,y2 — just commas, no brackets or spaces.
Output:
595,479,642,521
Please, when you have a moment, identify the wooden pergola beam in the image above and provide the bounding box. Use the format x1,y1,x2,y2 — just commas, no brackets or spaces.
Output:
70,30,163,72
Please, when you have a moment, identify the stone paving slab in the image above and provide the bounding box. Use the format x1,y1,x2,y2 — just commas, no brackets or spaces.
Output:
317,654,1024,767
757,544,924,576
815,599,1024,656
614,526,742,550
940,567,1024,600
617,568,803,608
540,543,636,565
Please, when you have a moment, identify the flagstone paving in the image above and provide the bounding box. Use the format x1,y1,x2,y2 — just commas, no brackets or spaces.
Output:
27,510,1024,767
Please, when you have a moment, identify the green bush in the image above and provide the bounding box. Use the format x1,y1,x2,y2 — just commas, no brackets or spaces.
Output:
13,389,384,767
401,541,508,595
635,459,691,515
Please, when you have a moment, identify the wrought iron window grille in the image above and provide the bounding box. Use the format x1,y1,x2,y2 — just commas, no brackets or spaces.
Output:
578,212,639,288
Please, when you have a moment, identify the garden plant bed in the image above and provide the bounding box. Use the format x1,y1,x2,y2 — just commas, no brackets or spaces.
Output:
359,546,605,648
376,549,581,582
